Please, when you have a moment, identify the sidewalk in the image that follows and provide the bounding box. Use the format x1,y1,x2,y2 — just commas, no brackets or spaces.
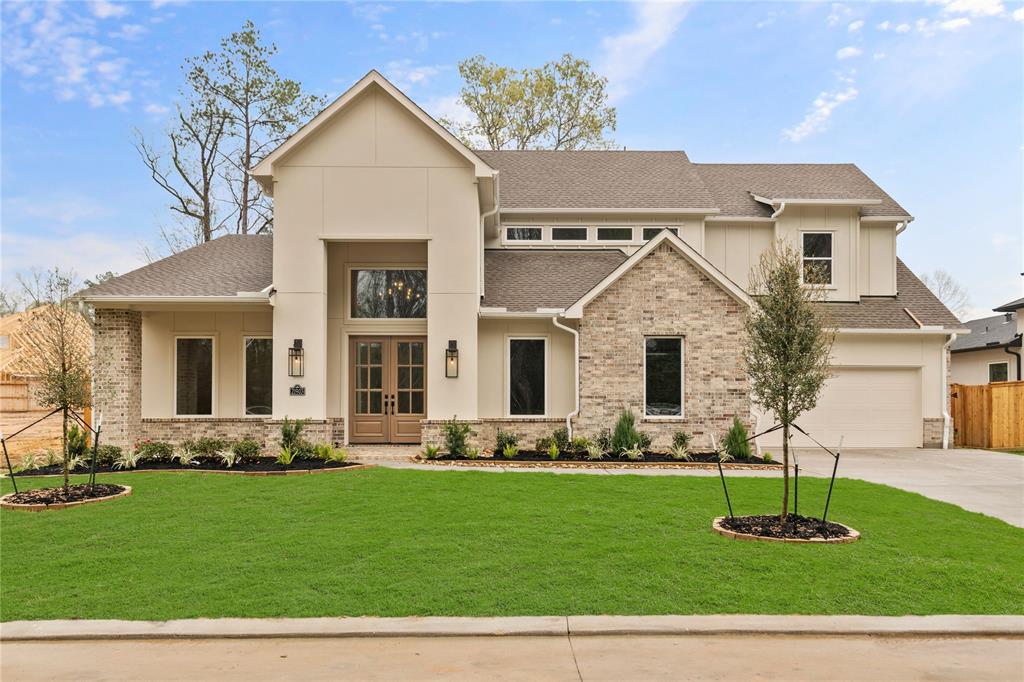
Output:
3,615,1023,682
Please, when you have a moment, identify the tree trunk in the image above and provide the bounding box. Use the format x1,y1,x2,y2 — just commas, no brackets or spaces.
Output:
781,421,790,519
62,406,69,491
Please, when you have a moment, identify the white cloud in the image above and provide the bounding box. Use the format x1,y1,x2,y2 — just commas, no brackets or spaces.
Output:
151,0,188,8
384,60,444,89
848,20,864,32
782,83,858,142
110,23,147,40
939,17,972,30
827,3,853,27
598,1,691,102
1,231,145,288
426,94,473,128
877,20,912,32
937,0,1005,17
1,2,141,108
144,103,170,115
89,1,129,19
1014,7,1024,21
351,3,394,23
836,46,863,59
873,51,887,60
7,196,111,226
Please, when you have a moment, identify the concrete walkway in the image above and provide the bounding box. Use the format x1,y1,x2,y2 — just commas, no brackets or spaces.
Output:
367,447,1024,527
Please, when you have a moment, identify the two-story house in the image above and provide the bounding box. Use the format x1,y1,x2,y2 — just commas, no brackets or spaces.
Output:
78,71,964,453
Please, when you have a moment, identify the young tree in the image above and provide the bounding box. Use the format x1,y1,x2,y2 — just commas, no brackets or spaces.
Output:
185,20,325,235
442,54,616,150
744,242,836,518
920,269,971,320
17,270,92,491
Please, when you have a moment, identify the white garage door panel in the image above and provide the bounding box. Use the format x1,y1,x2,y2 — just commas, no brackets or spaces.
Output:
760,368,922,448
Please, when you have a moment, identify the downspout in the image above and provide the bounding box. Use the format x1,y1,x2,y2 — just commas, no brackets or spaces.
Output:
896,216,915,235
479,171,500,299
552,315,579,439
1004,339,1023,381
771,201,786,219
941,332,957,449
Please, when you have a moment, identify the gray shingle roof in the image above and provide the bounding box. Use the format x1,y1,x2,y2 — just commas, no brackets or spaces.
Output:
994,296,1024,313
476,150,717,210
820,259,962,330
951,312,1020,351
77,234,273,299
694,163,909,218
482,249,627,312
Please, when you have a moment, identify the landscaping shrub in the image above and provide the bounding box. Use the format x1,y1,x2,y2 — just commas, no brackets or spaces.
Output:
66,424,88,460
315,443,347,463
763,452,774,463
723,416,753,460
585,442,604,461
495,430,519,452
276,446,297,466
611,409,647,453
537,427,571,453
217,449,239,468
501,443,519,459
279,418,314,457
547,442,560,460
112,449,143,470
96,445,122,466
672,431,692,450
622,445,644,461
422,444,440,459
596,429,612,453
442,417,472,458
570,435,592,455
669,444,692,461
232,438,262,461
172,442,201,466
135,440,173,462
192,437,225,457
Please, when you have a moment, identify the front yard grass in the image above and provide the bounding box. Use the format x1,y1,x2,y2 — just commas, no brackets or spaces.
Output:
2,468,1022,621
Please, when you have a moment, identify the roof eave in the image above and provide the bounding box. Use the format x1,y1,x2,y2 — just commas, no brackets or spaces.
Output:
501,207,720,215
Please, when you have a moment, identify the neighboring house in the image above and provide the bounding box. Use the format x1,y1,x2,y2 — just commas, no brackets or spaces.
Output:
951,297,1023,384
0,305,92,412
76,71,964,452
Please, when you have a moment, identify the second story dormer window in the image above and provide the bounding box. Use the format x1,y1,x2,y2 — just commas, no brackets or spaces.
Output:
801,232,833,286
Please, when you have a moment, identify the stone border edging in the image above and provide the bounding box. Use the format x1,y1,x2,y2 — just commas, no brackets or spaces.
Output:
3,464,375,479
418,459,780,471
712,516,861,544
2,615,1021,641
0,486,132,512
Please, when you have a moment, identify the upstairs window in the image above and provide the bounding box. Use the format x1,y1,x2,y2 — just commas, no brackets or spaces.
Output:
351,269,426,318
802,232,833,285
642,227,679,241
597,227,634,241
505,227,542,242
176,337,214,416
551,227,588,241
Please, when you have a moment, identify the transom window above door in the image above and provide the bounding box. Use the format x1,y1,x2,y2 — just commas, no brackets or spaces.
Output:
351,269,427,318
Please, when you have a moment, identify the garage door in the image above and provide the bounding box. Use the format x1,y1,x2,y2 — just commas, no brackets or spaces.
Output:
759,367,922,448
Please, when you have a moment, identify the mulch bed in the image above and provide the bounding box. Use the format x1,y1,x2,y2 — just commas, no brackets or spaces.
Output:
10,457,360,476
3,483,127,506
719,514,852,540
427,451,779,466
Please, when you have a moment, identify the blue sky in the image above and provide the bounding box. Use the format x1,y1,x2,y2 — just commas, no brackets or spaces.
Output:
2,0,1021,317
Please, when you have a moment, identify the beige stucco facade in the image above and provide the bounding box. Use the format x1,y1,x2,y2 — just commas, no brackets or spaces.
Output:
87,71,960,453
951,348,1017,385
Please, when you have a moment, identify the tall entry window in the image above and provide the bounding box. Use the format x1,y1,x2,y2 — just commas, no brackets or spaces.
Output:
508,338,546,416
244,338,273,416
176,337,213,416
351,269,427,318
644,337,683,417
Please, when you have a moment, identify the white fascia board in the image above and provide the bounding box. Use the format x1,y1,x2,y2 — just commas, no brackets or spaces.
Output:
705,215,775,222
81,295,270,305
751,195,883,207
861,215,914,222
563,230,753,318
251,70,494,181
500,207,720,215
479,309,555,319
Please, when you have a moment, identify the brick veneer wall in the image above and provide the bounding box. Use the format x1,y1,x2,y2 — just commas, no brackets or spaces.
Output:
922,417,946,448
93,309,142,450
575,242,751,449
140,418,345,454
422,418,565,452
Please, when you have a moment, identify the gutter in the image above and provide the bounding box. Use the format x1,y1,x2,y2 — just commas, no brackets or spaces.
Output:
942,332,957,449
1004,337,1023,381
770,202,786,219
896,216,915,235
551,316,580,439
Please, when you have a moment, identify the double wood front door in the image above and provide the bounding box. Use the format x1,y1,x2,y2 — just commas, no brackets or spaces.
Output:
348,336,426,444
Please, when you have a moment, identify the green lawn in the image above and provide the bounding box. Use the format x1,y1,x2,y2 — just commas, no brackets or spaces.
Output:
2,468,1022,621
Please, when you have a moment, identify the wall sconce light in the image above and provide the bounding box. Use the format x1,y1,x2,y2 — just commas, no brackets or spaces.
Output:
288,339,304,377
445,339,459,378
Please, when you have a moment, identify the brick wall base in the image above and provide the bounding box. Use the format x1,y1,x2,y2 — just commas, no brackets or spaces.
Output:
421,418,567,452
922,417,946,449
139,418,345,455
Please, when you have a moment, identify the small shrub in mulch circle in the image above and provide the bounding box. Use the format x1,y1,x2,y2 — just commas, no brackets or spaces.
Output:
720,514,851,541
4,483,127,507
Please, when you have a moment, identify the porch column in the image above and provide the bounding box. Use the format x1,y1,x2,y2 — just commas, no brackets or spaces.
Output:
93,308,142,450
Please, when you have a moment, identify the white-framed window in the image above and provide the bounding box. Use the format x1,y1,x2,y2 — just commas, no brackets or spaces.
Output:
989,361,1009,383
801,232,834,285
505,226,543,242
642,227,679,241
550,226,589,242
597,226,634,241
507,336,547,416
644,336,683,418
350,269,427,319
175,336,215,416
243,337,273,416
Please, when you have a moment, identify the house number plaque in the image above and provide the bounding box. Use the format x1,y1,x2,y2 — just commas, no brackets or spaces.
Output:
289,384,306,396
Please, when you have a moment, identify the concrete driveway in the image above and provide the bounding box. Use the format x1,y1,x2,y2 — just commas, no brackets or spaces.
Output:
790,447,1024,527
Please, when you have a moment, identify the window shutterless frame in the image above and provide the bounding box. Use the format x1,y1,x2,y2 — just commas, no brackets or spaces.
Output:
550,226,591,242
173,335,216,418
988,361,1009,383
505,335,549,417
642,336,684,419
596,226,636,242
800,231,834,286
503,226,544,243
242,336,272,417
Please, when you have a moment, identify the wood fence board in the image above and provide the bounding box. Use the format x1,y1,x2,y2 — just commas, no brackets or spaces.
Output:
951,381,1024,448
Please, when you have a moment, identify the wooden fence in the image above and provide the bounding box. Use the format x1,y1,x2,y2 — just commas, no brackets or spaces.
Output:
951,381,1024,449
